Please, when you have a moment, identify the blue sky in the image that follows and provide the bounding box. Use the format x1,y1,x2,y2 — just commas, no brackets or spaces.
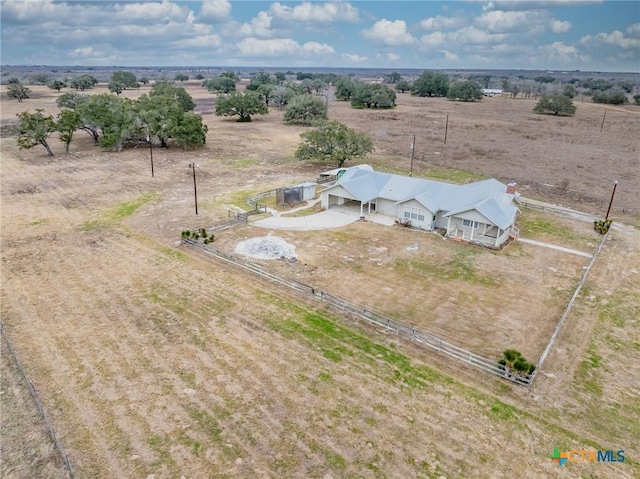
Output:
1,1,639,71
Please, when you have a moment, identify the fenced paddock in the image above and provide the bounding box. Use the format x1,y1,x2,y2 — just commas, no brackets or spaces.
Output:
182,238,534,386
182,207,609,387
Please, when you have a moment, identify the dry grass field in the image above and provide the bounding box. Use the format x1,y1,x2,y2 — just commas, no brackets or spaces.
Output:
1,82,639,478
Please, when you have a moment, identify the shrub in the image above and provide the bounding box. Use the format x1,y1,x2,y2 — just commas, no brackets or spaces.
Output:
593,219,612,234
498,349,536,376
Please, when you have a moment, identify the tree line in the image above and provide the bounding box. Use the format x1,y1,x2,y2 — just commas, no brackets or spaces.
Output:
15,81,207,156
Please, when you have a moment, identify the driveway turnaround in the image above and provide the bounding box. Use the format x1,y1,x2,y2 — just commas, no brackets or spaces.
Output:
251,210,359,230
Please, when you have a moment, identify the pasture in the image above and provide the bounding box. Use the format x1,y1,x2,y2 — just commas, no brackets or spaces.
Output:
1,81,639,478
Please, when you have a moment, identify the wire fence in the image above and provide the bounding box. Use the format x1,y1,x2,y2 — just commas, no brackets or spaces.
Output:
0,322,76,479
181,238,534,386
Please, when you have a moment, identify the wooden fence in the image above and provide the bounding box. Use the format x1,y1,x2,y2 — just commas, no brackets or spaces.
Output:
530,229,610,381
183,198,610,387
246,189,276,208
0,322,76,478
520,200,598,222
181,239,534,386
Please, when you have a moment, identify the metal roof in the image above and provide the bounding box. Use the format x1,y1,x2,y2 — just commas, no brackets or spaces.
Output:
324,166,519,228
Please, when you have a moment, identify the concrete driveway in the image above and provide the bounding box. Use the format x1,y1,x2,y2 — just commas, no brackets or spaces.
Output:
251,209,359,231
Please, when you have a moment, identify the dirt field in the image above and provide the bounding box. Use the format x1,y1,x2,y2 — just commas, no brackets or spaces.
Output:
213,217,598,362
1,83,639,478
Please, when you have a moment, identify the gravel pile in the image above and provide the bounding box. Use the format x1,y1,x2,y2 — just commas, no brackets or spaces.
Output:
235,236,297,261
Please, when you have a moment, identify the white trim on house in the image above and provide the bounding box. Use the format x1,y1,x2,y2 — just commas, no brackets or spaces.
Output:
320,166,520,247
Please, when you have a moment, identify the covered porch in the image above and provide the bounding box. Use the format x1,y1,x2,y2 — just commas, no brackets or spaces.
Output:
445,216,515,248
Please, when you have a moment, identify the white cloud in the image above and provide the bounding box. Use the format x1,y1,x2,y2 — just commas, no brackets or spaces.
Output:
419,15,466,31
68,44,119,64
386,53,400,61
475,10,546,33
269,1,359,24
342,53,368,62
199,0,231,22
627,23,640,36
441,50,460,62
420,32,446,48
363,19,415,46
538,41,589,64
449,26,507,45
483,1,602,12
236,11,274,38
236,37,334,58
581,30,640,49
70,46,101,58
550,19,571,34
599,30,640,49
174,34,223,49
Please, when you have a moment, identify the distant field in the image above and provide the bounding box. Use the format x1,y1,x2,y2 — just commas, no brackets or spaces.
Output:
1,80,639,478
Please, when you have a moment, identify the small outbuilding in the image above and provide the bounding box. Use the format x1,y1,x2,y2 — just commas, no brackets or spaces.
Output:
276,182,317,206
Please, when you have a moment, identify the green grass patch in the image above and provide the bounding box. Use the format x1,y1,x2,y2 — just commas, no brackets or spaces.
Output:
228,189,260,210
158,247,188,262
372,161,486,184
148,434,176,467
395,248,498,286
517,211,582,243
422,167,487,184
82,192,160,230
187,406,223,445
599,291,640,327
488,401,517,422
179,370,197,389
282,205,322,217
261,300,449,391
576,342,603,396
110,192,159,220
230,158,257,168
27,218,48,226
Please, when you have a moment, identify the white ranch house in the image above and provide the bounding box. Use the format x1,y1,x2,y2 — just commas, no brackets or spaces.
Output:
320,166,520,248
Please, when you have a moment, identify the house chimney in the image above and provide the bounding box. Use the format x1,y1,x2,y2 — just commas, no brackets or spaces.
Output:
507,182,517,195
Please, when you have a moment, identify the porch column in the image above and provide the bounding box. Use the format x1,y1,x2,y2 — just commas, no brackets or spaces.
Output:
446,216,451,236
360,202,364,217
495,230,501,248
368,202,371,214
470,223,474,241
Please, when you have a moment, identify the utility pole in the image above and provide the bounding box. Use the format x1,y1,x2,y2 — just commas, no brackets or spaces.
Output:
605,180,618,220
189,163,198,215
409,135,416,176
444,114,449,145
148,132,154,177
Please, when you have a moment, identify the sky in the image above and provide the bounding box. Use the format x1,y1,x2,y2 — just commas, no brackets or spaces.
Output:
1,0,639,72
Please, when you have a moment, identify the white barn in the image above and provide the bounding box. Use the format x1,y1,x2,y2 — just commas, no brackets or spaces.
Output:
320,167,520,248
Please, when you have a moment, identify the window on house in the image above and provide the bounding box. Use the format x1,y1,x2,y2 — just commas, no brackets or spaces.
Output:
403,206,427,223
462,219,479,228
